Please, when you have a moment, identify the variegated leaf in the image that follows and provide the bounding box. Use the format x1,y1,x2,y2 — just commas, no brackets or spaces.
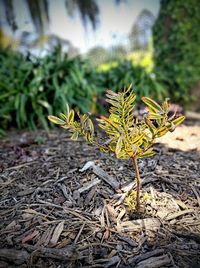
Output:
115,136,123,156
48,115,65,125
142,97,163,113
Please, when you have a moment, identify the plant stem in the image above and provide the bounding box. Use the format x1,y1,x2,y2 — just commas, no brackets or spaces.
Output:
132,156,141,210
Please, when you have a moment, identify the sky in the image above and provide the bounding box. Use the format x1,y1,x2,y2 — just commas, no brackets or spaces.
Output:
0,0,160,53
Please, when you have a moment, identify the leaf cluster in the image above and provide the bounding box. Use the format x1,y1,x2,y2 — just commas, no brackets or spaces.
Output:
48,86,185,160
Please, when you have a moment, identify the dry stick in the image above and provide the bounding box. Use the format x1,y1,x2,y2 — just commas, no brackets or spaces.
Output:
132,156,140,210
74,222,86,244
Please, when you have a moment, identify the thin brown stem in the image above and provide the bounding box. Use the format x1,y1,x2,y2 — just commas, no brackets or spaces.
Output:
132,156,141,210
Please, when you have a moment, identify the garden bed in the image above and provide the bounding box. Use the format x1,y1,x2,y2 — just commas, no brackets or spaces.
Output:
0,119,200,268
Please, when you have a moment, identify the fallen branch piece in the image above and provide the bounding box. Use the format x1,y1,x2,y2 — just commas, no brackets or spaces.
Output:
23,244,78,260
135,254,172,268
117,235,138,247
0,248,29,265
105,255,120,268
165,208,194,221
117,218,161,233
128,248,165,265
80,161,120,191
78,178,101,193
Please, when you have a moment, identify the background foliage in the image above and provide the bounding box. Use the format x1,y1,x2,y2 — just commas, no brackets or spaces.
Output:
0,46,101,132
153,0,200,105
0,0,199,134
0,46,166,133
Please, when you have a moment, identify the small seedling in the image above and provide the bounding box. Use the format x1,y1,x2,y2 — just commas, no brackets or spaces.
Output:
126,191,152,211
48,86,185,210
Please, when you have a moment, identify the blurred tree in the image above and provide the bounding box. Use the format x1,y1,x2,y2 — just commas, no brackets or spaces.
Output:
153,0,200,106
87,46,109,65
110,45,127,61
0,0,125,36
129,9,155,50
0,0,99,36
65,0,99,30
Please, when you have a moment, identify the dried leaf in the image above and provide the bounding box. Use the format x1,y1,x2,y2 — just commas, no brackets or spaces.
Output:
50,221,65,246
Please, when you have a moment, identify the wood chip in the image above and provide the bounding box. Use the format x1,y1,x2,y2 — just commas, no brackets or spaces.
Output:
117,235,138,247
128,248,165,265
49,221,65,246
135,254,172,268
118,218,161,233
22,230,39,244
17,188,35,196
105,255,120,268
190,185,200,207
78,178,100,193
165,209,195,221
106,204,117,223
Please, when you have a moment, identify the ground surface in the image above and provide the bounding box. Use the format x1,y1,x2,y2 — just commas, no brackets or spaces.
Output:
0,118,200,268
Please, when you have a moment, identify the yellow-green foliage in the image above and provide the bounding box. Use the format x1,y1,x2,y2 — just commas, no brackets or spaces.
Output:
48,86,185,160
126,191,152,210
97,51,153,73
127,50,153,72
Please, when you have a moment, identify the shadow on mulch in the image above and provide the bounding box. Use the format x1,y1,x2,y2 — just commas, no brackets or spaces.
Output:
0,129,200,267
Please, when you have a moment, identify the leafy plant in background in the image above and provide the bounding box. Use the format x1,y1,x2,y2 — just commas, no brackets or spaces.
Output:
48,86,185,210
153,0,200,106
0,46,102,132
98,60,166,101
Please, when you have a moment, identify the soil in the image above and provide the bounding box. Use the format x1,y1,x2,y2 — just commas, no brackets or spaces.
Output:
0,118,200,268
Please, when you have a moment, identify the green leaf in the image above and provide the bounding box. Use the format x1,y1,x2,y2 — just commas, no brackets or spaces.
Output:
59,113,68,121
38,100,50,109
116,136,123,156
106,90,118,98
66,103,70,115
172,116,185,126
81,114,89,124
105,99,121,108
85,132,92,142
132,133,144,145
139,148,156,158
162,99,169,113
48,115,65,125
166,122,176,132
156,126,169,137
71,131,79,140
148,113,163,120
142,97,163,113
87,118,94,133
68,110,75,123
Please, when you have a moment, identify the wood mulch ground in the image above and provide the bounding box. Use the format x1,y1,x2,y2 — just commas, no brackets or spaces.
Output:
0,117,200,268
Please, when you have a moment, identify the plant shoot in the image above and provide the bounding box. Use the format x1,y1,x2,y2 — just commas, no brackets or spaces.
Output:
48,86,185,210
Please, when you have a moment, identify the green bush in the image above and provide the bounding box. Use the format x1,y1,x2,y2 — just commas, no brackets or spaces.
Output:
153,0,200,105
98,60,166,102
0,47,102,131
0,48,168,134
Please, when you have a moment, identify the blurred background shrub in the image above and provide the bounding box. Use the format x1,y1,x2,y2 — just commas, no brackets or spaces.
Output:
153,0,200,106
0,46,102,131
0,0,199,134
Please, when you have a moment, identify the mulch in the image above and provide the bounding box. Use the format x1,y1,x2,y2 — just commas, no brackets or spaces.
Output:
0,119,200,268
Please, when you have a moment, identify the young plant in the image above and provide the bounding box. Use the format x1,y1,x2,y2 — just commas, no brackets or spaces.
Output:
48,86,185,210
